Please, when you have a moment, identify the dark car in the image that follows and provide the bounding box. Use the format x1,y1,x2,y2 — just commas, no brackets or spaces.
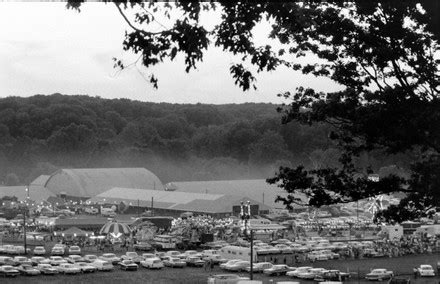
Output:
17,265,41,276
119,260,138,271
0,265,20,277
314,269,351,282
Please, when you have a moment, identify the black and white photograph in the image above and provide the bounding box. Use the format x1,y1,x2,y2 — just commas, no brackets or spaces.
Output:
0,1,439,283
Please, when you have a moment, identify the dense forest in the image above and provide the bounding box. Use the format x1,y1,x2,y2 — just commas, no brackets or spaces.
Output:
0,94,410,185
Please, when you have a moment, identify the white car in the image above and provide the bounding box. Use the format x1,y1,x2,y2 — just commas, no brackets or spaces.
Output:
83,254,98,263
31,256,50,265
74,262,97,273
224,260,250,272
121,252,143,263
37,263,59,275
49,256,68,266
297,267,327,279
91,259,114,271
17,264,41,276
51,246,65,256
99,253,121,264
286,266,313,277
33,246,46,255
13,256,32,266
220,259,241,270
365,268,394,281
244,262,273,273
307,251,329,261
66,254,84,263
418,264,435,277
57,263,81,274
140,257,164,269
68,246,81,255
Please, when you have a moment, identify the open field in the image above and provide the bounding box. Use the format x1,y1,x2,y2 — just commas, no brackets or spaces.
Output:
2,253,440,284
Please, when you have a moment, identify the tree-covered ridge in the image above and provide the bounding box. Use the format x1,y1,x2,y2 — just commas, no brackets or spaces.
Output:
0,94,332,185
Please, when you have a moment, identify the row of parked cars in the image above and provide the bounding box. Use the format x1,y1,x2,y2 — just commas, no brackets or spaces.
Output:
0,244,82,256
0,248,226,278
219,259,350,281
219,259,436,282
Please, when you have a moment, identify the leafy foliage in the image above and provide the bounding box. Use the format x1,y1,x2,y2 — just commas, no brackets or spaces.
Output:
65,1,439,221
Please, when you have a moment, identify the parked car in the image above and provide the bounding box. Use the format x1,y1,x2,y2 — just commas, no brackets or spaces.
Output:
68,246,81,255
365,268,394,281
263,264,294,276
307,251,329,262
207,274,250,284
74,262,97,273
119,260,138,271
141,253,157,260
417,264,435,277
13,256,32,266
220,259,241,270
37,263,59,275
244,262,273,273
121,252,142,263
297,267,327,279
286,266,313,278
224,260,250,272
140,257,164,269
57,263,81,274
163,257,187,268
0,265,20,277
185,256,205,267
51,246,65,256
33,246,46,255
90,259,114,271
314,269,351,282
166,251,181,258
83,254,98,263
17,264,41,276
99,253,121,264
49,256,68,266
0,256,16,266
66,254,84,264
31,256,50,265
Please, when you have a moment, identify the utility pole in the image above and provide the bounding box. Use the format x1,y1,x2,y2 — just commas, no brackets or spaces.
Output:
137,199,140,217
250,229,254,280
151,197,154,216
240,201,253,280
23,207,27,255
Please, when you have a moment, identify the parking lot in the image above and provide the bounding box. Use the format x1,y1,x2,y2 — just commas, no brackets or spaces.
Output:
1,247,440,283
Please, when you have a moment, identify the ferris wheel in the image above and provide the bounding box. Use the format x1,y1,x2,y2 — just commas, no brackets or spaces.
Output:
367,195,384,219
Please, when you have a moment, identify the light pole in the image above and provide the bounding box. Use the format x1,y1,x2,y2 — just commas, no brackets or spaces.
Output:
23,206,27,255
240,201,253,280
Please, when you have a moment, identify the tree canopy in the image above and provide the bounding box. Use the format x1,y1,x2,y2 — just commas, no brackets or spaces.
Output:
67,1,440,222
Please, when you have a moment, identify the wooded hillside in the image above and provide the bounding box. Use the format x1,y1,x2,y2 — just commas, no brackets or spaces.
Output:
0,94,407,185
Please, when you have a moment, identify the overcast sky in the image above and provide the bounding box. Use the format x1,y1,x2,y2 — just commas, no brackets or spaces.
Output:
0,2,342,104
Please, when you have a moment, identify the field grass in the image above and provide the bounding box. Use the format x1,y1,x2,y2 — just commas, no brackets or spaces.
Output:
2,253,440,284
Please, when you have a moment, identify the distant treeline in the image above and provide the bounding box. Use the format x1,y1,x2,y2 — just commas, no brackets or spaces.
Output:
0,94,409,185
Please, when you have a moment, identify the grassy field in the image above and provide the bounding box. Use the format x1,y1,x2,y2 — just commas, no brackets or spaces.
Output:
2,253,440,284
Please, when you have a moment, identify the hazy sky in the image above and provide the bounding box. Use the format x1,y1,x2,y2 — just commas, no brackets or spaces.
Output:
0,2,342,104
